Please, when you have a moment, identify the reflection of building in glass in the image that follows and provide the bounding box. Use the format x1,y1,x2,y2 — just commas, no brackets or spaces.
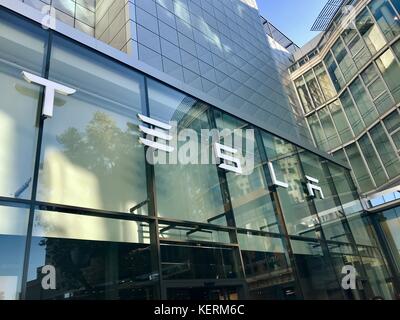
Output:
288,0,400,296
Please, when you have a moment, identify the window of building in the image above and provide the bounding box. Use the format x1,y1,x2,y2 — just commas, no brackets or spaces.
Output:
393,40,400,59
314,63,336,101
238,232,296,300
345,143,375,192
290,239,344,300
0,13,47,200
356,8,386,55
327,162,363,216
342,28,372,70
358,134,387,186
383,110,400,149
340,90,365,136
361,63,394,114
148,80,225,225
328,100,354,144
26,210,157,300
369,123,400,179
377,207,400,273
324,52,345,91
294,76,313,113
369,0,400,42
332,38,357,83
392,0,400,13
349,78,379,127
307,113,329,152
299,150,351,243
376,49,400,103
219,124,280,234
0,204,29,300
37,36,148,214
317,107,341,149
262,133,318,239
160,244,242,280
304,69,325,107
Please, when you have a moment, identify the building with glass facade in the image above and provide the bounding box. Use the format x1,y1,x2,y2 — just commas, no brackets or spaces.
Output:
290,0,400,298
0,0,399,300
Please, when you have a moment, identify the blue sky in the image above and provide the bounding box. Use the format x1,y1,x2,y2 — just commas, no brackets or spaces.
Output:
256,0,328,47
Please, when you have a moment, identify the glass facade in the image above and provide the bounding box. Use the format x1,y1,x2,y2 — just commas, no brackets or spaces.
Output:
293,0,400,195
0,6,398,301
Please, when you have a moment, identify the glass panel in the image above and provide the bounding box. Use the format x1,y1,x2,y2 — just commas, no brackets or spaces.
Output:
314,63,336,101
26,210,157,300
290,239,343,299
347,213,395,299
160,244,242,280
392,0,400,13
378,207,400,273
376,49,400,103
0,12,46,199
239,233,297,300
299,150,351,242
262,133,317,239
333,149,350,167
332,38,357,82
37,36,147,214
213,112,280,232
340,90,365,136
294,77,313,113
369,123,400,178
349,78,378,126
392,130,400,149
356,8,386,54
324,52,345,91
329,100,353,143
383,110,400,133
328,241,367,300
369,0,400,41
318,107,341,149
304,69,325,107
393,39,400,59
328,162,363,216
361,63,394,114
358,134,387,186
0,205,29,300
347,33,372,69
307,113,329,152
148,80,225,225
345,144,375,192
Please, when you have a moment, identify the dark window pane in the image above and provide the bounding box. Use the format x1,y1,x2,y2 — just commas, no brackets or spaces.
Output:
0,205,29,300
26,211,157,300
160,244,242,280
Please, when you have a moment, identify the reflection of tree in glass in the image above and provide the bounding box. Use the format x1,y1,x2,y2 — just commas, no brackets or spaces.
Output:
51,111,147,213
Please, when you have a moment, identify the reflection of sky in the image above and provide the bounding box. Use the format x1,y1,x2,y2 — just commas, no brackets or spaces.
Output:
256,0,327,46
27,237,46,281
370,191,400,207
0,236,25,274
148,80,189,122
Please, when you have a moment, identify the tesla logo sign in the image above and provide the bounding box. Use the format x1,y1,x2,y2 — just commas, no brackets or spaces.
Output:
22,71,76,118
137,114,174,153
268,161,324,199
22,72,325,198
214,143,243,175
